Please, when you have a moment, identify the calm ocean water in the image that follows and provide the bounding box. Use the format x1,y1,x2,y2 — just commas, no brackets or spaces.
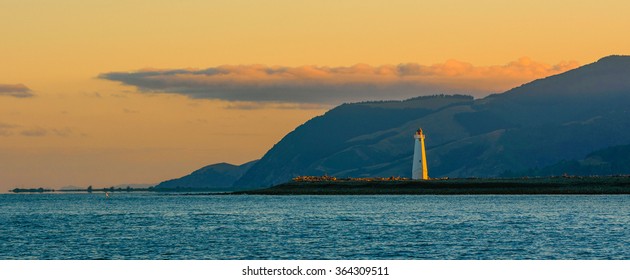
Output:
0,193,627,259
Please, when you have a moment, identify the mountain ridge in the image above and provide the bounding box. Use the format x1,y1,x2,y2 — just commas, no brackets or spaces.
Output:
154,160,258,191
235,55,630,187
158,55,630,189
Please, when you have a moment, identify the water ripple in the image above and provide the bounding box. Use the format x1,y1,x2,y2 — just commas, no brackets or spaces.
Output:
0,194,628,259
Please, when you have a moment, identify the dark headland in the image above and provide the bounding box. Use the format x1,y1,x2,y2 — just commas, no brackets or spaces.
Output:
235,176,630,195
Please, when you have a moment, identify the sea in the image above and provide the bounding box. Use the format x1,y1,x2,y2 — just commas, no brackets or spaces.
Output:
0,193,628,260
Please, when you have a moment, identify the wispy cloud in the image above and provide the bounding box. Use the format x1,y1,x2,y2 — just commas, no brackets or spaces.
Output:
18,127,77,137
223,101,329,110
21,127,48,137
51,128,74,137
0,84,34,98
99,58,579,105
0,122,18,136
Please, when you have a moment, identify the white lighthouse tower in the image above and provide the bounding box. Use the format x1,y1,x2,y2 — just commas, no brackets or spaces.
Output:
412,128,429,180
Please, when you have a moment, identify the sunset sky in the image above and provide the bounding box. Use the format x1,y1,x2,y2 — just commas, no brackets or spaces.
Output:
2,0,629,191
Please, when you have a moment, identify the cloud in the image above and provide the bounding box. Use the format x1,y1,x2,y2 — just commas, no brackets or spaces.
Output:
0,84,34,98
51,128,74,137
21,127,48,137
82,91,102,98
19,127,76,137
99,58,579,105
223,101,330,110
0,122,18,136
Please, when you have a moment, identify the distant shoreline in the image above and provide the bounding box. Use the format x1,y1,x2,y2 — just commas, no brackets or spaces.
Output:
9,187,154,193
9,176,630,195
234,176,630,195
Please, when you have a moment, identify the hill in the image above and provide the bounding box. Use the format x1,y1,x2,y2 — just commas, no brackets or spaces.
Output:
154,160,258,191
508,144,630,177
233,55,630,188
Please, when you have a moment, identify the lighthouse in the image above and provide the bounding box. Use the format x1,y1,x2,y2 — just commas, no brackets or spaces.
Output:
412,128,429,180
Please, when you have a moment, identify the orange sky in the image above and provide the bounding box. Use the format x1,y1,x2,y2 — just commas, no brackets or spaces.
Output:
1,0,629,191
